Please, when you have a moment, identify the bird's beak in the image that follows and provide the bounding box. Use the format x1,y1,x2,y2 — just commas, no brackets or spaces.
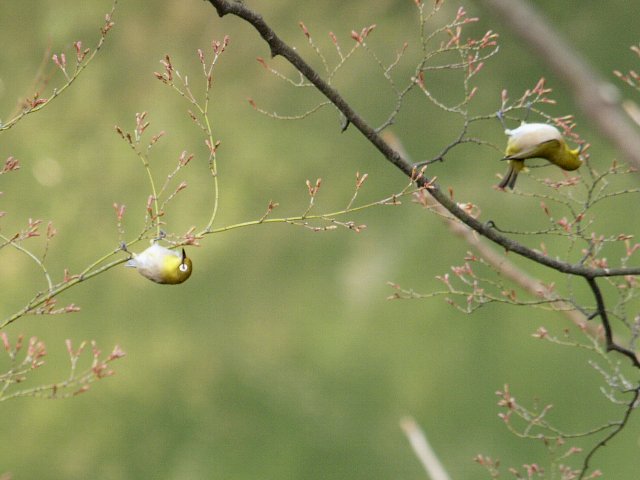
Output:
181,248,187,263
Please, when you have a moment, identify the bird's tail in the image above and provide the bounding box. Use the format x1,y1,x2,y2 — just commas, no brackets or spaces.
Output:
497,164,518,190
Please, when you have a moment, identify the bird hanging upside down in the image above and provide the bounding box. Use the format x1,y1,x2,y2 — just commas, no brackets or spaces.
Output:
126,243,193,284
498,122,582,190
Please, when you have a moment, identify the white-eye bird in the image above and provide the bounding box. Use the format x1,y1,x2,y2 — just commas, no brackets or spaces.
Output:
498,122,582,190
125,243,193,285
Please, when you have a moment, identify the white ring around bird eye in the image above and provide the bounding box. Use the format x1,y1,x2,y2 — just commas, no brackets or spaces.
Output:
179,263,189,272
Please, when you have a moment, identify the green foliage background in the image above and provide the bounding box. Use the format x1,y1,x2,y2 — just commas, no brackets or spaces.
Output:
0,0,639,478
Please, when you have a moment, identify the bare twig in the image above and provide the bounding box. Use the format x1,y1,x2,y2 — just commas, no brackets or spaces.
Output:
578,385,640,479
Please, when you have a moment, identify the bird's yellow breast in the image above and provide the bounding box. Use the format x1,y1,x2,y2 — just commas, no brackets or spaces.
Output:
127,244,193,284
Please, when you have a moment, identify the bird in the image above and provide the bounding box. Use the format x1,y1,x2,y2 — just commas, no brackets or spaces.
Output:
498,122,582,190
125,243,193,284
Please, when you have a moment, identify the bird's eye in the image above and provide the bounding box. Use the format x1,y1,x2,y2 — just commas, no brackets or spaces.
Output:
179,263,189,272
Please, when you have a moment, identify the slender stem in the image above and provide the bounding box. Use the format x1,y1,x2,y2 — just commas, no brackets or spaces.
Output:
0,1,117,132
138,151,161,238
578,386,640,479
0,233,53,291
0,238,146,330
202,112,220,232
0,256,123,330
200,187,415,237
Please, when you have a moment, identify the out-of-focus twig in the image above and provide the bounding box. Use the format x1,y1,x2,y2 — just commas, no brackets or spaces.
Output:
623,100,640,127
475,0,640,170
400,417,451,480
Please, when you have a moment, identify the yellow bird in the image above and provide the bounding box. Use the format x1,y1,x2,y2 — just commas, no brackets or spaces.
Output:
126,243,193,284
498,122,582,190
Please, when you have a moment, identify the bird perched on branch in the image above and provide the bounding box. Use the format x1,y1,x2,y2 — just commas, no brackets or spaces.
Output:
126,243,193,284
498,122,582,190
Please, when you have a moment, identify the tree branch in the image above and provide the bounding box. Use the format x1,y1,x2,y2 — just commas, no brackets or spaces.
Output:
586,277,640,368
203,0,640,281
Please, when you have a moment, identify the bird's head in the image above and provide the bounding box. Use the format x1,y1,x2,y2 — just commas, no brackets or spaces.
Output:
161,248,193,284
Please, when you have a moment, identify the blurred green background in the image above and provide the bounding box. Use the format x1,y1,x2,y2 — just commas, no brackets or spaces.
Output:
1,0,639,478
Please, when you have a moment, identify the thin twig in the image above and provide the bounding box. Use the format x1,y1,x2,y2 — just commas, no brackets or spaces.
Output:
586,277,640,368
578,385,640,479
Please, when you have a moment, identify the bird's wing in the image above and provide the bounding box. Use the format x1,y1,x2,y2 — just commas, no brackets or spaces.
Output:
505,139,561,160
